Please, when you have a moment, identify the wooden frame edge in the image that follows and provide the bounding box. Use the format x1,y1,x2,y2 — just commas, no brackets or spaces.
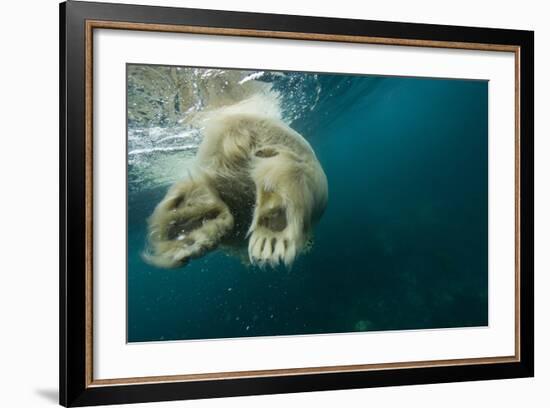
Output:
83,19,523,389
87,19,520,52
89,356,519,387
85,19,94,389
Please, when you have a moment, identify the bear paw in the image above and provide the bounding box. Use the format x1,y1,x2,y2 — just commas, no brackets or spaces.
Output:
145,179,234,268
247,193,303,267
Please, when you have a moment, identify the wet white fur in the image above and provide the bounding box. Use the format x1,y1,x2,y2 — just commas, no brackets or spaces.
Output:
145,93,328,268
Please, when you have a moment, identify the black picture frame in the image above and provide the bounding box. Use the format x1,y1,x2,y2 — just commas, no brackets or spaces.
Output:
60,1,534,406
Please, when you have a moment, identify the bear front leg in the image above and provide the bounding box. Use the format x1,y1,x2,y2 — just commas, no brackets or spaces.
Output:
144,172,234,268
247,148,327,267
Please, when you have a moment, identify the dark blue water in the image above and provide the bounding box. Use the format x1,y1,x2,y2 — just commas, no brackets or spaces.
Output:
127,71,488,342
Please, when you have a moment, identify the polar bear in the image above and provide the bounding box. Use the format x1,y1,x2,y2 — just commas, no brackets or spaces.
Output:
144,94,328,269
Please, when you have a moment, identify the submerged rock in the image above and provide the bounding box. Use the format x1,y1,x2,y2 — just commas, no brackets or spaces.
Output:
354,319,374,332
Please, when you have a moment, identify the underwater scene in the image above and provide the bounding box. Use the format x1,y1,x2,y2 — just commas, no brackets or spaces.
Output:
127,64,488,343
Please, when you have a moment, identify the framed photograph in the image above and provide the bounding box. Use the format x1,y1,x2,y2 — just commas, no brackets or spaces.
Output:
60,1,534,406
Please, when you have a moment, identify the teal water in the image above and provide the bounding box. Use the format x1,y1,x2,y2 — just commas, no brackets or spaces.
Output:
127,67,488,342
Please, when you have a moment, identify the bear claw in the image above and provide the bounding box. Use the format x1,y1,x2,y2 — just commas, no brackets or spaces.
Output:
248,227,298,268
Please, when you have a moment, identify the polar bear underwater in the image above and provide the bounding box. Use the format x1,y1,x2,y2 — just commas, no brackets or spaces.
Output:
143,90,328,269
